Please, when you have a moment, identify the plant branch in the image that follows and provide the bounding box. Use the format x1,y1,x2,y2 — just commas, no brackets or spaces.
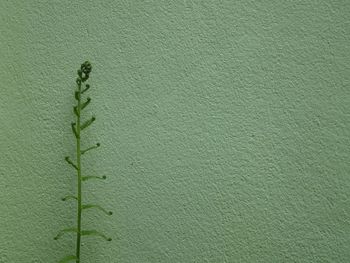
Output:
65,156,78,170
82,175,107,181
81,143,100,155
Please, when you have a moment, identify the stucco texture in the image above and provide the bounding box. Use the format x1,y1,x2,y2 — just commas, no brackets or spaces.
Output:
1,0,350,262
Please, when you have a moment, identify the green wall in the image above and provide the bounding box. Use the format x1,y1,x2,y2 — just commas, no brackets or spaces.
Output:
1,1,350,262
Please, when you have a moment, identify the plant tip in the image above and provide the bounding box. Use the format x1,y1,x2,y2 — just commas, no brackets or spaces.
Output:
81,61,92,75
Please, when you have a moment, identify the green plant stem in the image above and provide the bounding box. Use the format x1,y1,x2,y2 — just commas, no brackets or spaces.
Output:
76,84,82,262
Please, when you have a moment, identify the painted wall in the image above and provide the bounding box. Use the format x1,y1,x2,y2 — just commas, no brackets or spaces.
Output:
1,1,349,262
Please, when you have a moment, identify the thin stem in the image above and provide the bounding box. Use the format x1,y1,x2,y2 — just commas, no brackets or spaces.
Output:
76,83,82,262
81,143,100,155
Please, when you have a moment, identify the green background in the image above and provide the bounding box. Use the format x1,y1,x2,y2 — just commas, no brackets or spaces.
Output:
1,1,350,262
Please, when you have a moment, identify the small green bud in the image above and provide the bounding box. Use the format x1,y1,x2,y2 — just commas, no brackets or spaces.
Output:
81,61,92,75
82,75,89,82
82,83,91,93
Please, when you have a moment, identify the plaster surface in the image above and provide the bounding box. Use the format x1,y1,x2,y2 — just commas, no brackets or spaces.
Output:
0,1,350,262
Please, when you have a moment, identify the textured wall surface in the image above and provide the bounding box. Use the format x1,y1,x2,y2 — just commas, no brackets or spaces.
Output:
1,1,350,262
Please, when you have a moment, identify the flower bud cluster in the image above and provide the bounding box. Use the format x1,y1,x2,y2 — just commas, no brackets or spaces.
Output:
77,61,92,83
